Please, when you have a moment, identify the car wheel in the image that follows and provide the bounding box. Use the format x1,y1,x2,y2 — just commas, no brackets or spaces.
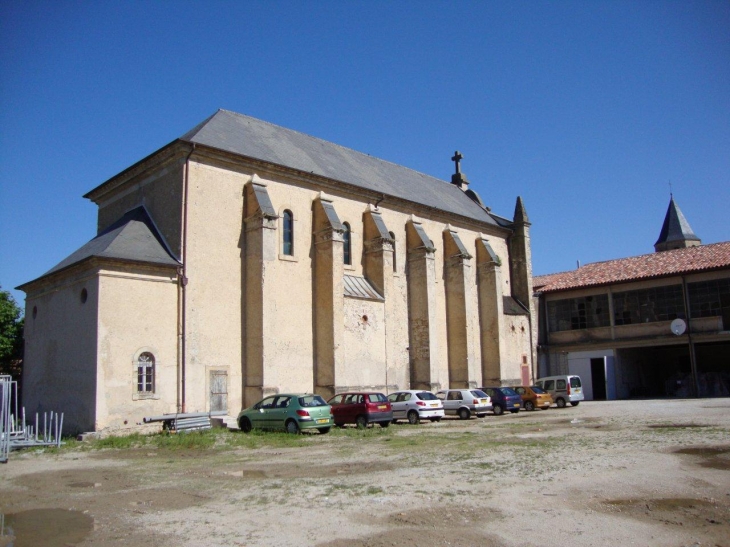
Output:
524,401,535,411
556,398,567,408
318,427,331,434
430,417,442,422
458,408,470,420
407,410,419,425
238,417,252,433
379,421,390,428
285,420,300,434
356,415,368,429
570,401,580,407
493,404,504,416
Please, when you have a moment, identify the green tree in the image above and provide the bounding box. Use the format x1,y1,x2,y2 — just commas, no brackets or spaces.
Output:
0,287,24,378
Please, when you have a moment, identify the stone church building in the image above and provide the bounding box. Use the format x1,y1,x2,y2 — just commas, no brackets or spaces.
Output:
19,110,535,434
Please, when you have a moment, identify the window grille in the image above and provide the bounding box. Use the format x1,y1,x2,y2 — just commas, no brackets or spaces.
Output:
613,285,685,325
389,231,397,272
688,278,730,319
137,352,155,393
282,210,294,256
547,294,610,332
343,222,352,265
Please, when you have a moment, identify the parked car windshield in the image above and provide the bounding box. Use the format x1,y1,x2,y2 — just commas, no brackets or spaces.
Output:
570,377,582,388
416,392,438,401
471,390,488,398
530,386,546,393
368,393,388,403
499,387,519,396
299,395,328,407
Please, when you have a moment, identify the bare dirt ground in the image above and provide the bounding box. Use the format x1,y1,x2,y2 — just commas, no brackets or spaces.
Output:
1,399,729,547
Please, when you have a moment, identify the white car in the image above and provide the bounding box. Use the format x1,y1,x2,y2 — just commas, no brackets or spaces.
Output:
436,389,492,419
387,390,445,424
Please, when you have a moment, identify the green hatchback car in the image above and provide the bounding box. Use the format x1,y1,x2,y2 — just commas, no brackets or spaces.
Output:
237,393,334,434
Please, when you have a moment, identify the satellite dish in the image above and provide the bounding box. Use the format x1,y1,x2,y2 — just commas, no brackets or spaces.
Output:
670,318,686,336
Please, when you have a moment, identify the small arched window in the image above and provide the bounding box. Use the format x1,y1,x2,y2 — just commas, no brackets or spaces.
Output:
282,210,294,256
137,352,155,393
343,222,352,265
389,231,397,272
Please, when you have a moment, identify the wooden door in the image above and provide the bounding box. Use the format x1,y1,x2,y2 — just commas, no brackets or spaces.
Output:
210,371,228,412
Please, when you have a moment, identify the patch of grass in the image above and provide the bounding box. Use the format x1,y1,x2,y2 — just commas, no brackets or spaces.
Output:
330,426,394,439
366,486,384,495
94,432,148,449
152,430,217,450
224,429,321,449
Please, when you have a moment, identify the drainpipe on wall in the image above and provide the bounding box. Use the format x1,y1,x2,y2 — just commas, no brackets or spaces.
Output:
179,143,196,413
681,275,700,397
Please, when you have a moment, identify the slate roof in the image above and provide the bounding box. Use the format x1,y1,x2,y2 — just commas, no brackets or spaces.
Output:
179,109,501,227
503,296,529,315
343,275,384,301
654,197,700,250
533,242,730,294
20,207,179,287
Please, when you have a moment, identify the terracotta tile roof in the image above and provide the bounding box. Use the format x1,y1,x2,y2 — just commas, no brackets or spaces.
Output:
533,241,730,294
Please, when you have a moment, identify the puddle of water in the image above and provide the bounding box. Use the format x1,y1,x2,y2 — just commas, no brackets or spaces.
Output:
68,481,96,488
674,446,730,470
647,423,710,429
674,447,730,457
1,509,93,547
606,498,714,510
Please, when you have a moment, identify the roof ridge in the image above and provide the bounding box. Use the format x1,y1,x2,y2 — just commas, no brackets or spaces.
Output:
199,109,455,188
539,241,730,276
179,109,225,141
534,241,730,293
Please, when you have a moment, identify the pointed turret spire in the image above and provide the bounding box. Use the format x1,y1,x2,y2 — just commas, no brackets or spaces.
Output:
513,196,530,225
654,196,701,252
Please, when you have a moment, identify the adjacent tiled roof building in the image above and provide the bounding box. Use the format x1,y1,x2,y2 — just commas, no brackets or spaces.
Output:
535,196,729,400
534,241,730,293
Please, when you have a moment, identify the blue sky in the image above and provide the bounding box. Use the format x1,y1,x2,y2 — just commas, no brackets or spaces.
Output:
1,1,729,307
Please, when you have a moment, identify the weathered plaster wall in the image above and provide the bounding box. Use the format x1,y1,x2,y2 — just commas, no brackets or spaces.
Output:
502,314,532,384
184,161,246,412
22,270,99,434
96,160,184,257
96,267,178,430
342,298,387,389
265,179,317,394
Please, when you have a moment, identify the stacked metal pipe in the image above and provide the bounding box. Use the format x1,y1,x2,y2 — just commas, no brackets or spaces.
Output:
143,410,227,433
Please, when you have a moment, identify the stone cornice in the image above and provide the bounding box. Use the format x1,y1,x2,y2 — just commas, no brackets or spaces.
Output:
83,141,190,204
18,256,179,295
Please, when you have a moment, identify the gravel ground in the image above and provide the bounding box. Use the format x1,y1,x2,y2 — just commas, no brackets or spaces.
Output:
1,398,729,547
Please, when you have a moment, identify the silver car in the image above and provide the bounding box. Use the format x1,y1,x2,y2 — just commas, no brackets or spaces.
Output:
388,390,445,424
435,389,492,419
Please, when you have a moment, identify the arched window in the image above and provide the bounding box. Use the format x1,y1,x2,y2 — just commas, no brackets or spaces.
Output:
137,352,155,393
389,231,397,272
282,210,294,256
343,222,352,265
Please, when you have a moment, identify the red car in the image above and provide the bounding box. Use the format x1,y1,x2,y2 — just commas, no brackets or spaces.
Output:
327,392,393,428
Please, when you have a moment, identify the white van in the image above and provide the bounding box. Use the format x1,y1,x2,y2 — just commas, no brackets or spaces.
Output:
535,375,584,408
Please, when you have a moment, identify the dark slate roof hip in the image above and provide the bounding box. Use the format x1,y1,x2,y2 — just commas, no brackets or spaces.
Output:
20,207,179,288
180,109,500,226
533,241,730,293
